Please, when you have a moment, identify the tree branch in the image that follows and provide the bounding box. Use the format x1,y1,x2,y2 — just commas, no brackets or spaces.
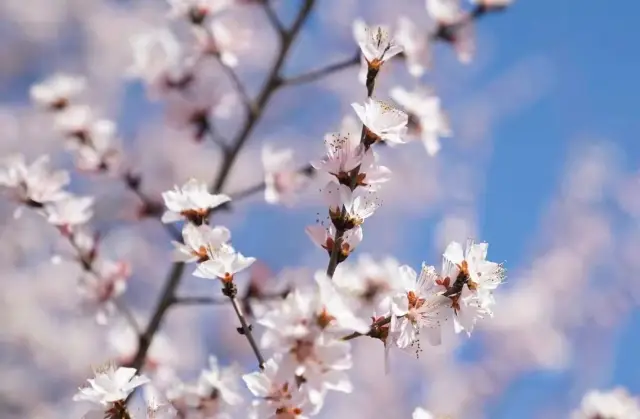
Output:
228,294,265,369
261,0,285,37
279,51,361,87
126,0,318,383
342,316,391,341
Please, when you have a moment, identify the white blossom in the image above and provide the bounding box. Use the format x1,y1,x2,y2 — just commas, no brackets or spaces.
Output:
30,73,85,109
572,388,640,419
128,29,194,98
311,132,364,181
0,154,70,212
323,181,379,227
73,363,149,406
280,334,353,413
332,254,402,313
352,98,408,144
262,144,308,206
77,259,130,325
172,223,231,263
53,105,94,137
243,356,308,419
395,17,431,77
352,19,403,68
442,239,505,294
144,385,178,419
426,0,463,24
391,264,451,349
390,86,451,156
73,119,120,171
45,195,94,227
413,407,435,419
193,244,256,282
193,356,244,414
167,0,231,22
161,178,231,224
305,224,363,257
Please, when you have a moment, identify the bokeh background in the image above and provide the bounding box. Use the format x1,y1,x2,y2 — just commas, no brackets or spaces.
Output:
1,0,639,418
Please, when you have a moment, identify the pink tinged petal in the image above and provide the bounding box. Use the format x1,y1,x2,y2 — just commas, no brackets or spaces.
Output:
322,181,342,211
305,225,329,249
342,226,362,252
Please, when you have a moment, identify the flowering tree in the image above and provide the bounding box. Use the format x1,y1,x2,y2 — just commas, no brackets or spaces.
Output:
2,0,639,418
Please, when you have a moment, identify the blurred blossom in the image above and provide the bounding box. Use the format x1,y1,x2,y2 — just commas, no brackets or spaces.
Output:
30,73,86,110
128,28,195,99
161,178,231,224
44,195,94,227
395,17,432,77
167,0,232,23
77,259,130,325
0,154,70,219
262,144,309,206
243,355,309,419
426,0,463,24
390,86,451,156
572,388,640,419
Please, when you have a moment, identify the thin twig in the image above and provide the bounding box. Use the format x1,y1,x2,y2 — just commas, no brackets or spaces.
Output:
126,0,319,381
342,316,391,341
229,295,266,369
113,298,142,335
225,163,314,204
172,290,288,306
261,0,285,37
279,51,361,87
214,54,254,115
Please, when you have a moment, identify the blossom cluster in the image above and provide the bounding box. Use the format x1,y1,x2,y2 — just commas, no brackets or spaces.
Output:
0,0,531,418
0,153,132,326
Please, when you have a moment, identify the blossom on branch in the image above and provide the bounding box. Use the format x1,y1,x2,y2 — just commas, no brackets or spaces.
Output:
391,264,451,349
0,154,70,218
572,388,640,419
73,363,149,413
353,19,403,71
243,356,308,419
161,178,231,224
395,17,432,77
390,86,451,156
172,223,231,263
262,144,309,206
30,73,85,110
193,244,256,283
352,98,408,145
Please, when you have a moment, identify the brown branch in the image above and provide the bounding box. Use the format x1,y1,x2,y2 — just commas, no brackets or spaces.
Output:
224,163,315,205
126,0,318,384
214,54,254,115
342,316,391,341
171,291,287,306
279,51,361,87
261,0,285,37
